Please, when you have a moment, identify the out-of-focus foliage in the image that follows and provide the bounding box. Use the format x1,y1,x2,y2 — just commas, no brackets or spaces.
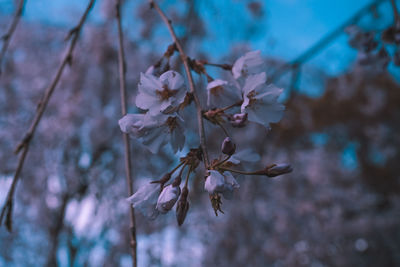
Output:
0,0,399,266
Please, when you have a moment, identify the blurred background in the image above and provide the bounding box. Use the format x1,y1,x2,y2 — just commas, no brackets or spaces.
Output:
0,0,399,266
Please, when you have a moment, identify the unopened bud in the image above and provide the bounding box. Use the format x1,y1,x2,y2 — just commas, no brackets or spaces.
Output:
156,184,180,214
176,187,189,226
221,137,236,155
231,113,247,128
172,175,182,187
266,164,293,177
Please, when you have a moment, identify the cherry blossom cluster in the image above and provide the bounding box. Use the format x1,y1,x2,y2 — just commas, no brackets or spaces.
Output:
119,50,292,225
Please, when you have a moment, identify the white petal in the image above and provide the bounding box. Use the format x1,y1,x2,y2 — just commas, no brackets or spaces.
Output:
126,182,160,219
170,120,185,153
139,72,162,93
247,101,284,127
141,125,167,153
156,184,180,213
232,56,245,79
232,50,263,79
171,87,187,108
221,172,239,199
204,171,225,194
159,98,174,114
160,70,184,90
223,172,240,189
118,114,145,136
145,65,155,75
135,91,160,112
207,79,228,90
242,72,267,96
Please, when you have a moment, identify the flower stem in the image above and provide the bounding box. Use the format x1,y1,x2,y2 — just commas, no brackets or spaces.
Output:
216,121,230,137
149,0,210,169
391,0,400,26
116,1,137,266
219,167,261,176
213,155,231,168
184,168,191,188
0,0,25,75
170,161,185,175
220,101,242,112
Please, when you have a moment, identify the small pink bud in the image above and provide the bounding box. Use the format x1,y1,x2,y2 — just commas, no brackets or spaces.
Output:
221,137,236,155
266,164,293,177
176,187,189,226
230,113,247,128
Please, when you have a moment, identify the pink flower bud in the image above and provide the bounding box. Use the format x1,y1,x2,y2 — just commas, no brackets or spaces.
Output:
176,187,189,226
230,113,247,128
221,137,236,155
266,164,293,177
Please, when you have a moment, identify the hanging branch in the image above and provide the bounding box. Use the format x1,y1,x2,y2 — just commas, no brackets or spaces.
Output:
115,1,137,266
269,0,388,82
0,0,96,232
390,0,400,25
148,0,210,168
0,0,26,75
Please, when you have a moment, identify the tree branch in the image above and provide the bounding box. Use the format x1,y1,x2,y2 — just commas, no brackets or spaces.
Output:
0,0,95,231
115,1,137,266
0,0,25,75
391,0,400,25
149,0,210,168
269,0,387,82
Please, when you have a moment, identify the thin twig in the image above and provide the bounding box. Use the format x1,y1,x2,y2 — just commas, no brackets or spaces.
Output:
390,0,400,25
149,0,210,168
0,0,25,75
0,0,95,231
115,1,137,266
269,0,387,82
216,121,230,137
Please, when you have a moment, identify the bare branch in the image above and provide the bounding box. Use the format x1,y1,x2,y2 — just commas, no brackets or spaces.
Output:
148,0,211,168
115,1,137,266
0,0,96,231
0,0,26,75
269,0,387,82
391,0,400,25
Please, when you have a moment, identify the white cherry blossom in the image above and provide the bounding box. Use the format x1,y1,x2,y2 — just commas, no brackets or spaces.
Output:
241,72,285,129
135,70,187,115
204,170,240,199
118,113,185,153
126,182,160,220
232,50,264,79
206,79,241,108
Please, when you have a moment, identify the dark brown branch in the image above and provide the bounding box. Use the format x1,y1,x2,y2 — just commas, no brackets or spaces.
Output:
391,0,400,25
0,0,95,231
149,0,210,168
269,0,387,82
115,1,137,266
45,193,70,267
0,0,25,75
